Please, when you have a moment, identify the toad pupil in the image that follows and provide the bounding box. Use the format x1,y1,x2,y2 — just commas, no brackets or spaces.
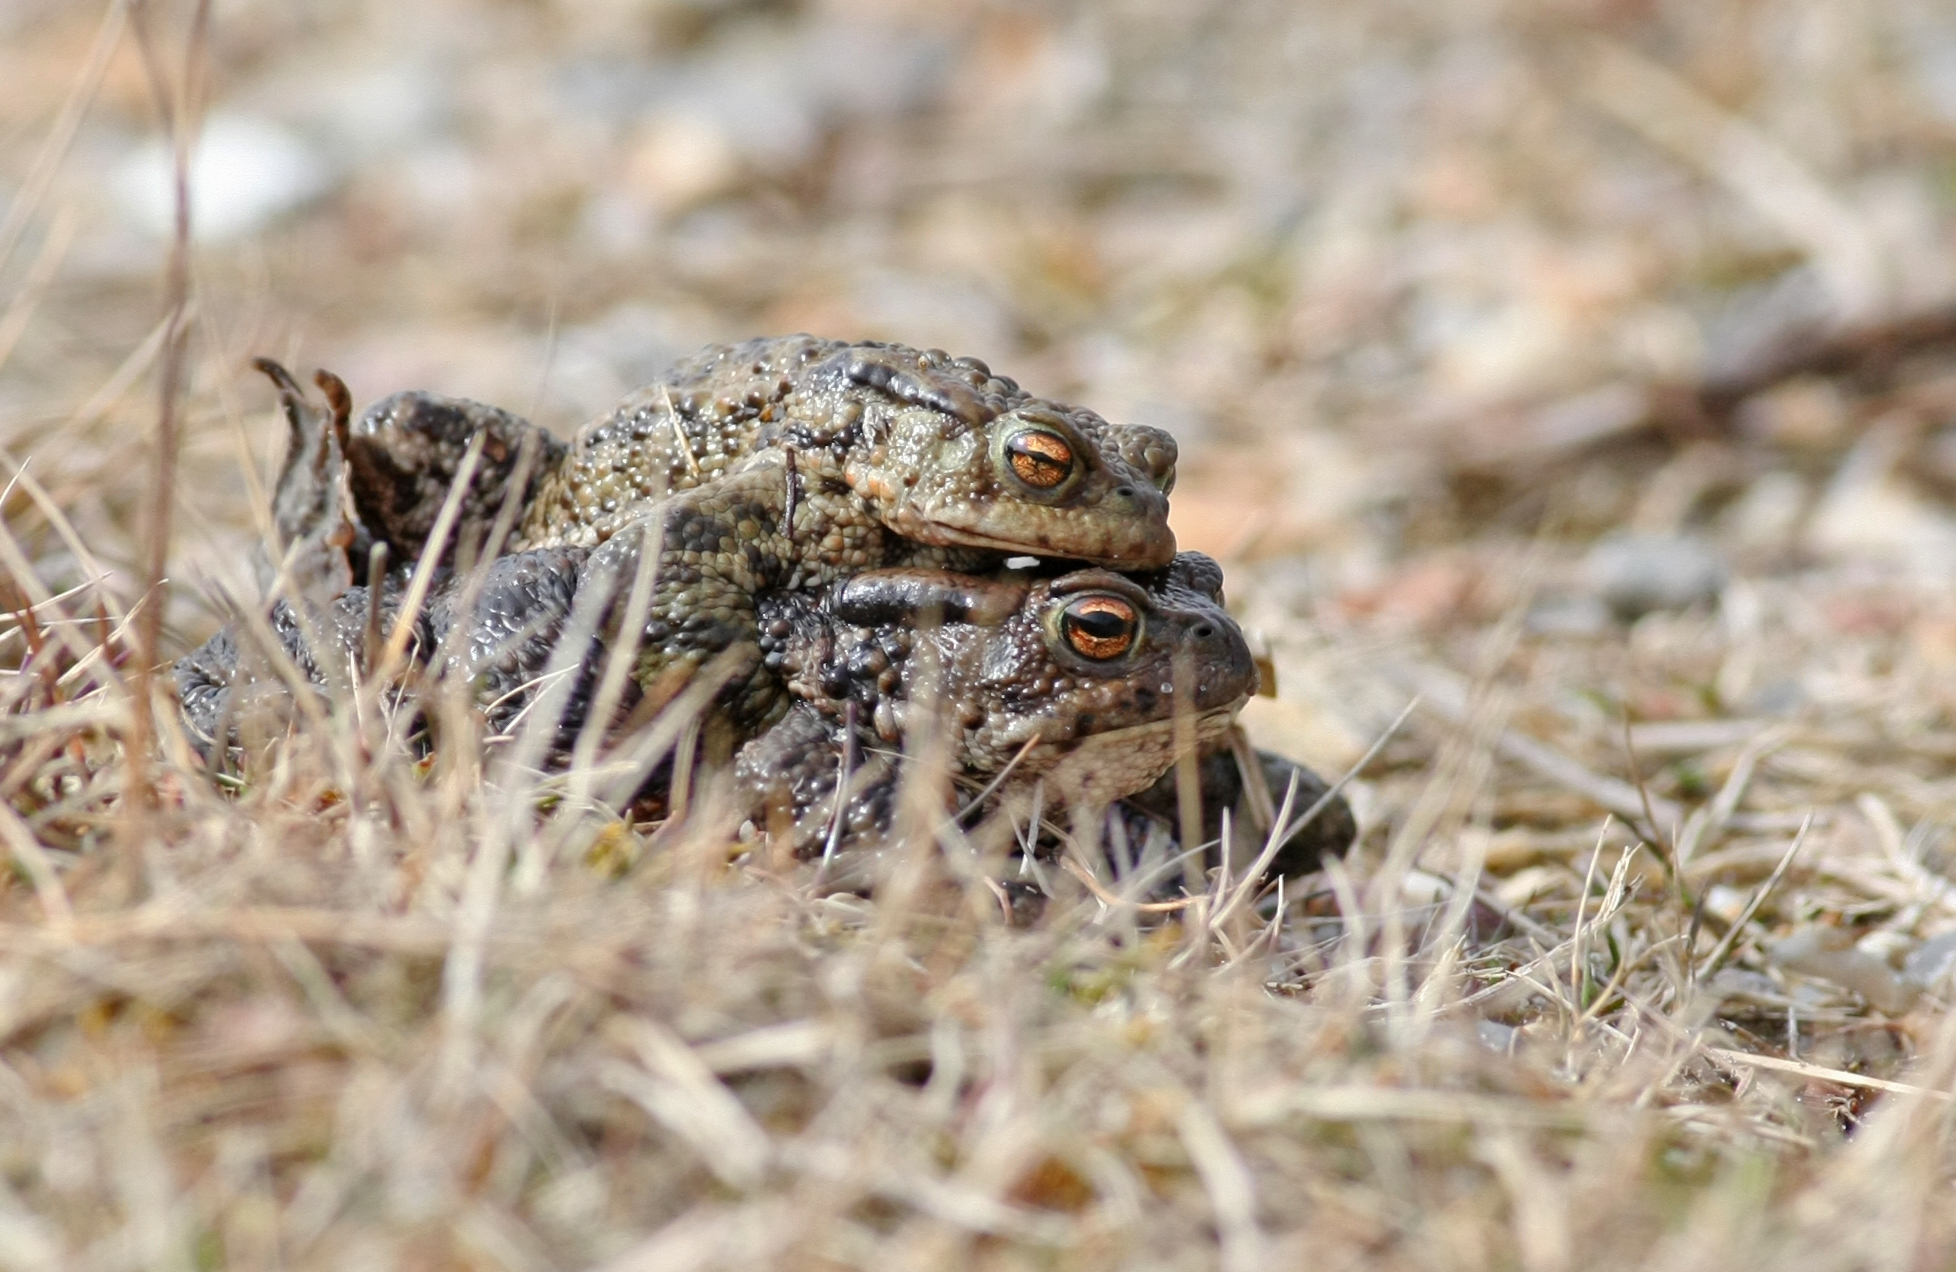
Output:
1061,597,1137,659
1005,431,1075,488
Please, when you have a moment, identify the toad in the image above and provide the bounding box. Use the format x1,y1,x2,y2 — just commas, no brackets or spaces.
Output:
334,336,1179,727
177,543,1350,889
732,551,1349,882
175,546,593,751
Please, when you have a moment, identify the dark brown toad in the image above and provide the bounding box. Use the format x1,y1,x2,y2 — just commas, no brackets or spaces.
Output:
733,552,1258,855
733,551,1354,892
176,542,1351,892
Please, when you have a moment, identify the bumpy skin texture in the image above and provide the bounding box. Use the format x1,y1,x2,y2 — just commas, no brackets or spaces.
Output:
733,552,1259,858
341,336,1179,725
513,335,1178,560
436,549,590,726
195,345,1334,886
345,391,568,566
176,540,1351,887
176,585,407,752
175,547,598,753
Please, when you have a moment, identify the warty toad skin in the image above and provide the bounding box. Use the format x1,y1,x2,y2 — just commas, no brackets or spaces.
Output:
732,551,1258,857
335,335,1181,725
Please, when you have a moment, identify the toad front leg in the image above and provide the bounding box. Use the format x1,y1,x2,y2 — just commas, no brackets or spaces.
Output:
578,452,906,731
731,702,901,860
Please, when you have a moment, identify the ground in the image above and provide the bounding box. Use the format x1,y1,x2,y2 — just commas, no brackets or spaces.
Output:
6,0,1956,1268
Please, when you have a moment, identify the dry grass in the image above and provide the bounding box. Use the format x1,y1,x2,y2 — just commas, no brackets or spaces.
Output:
11,0,1956,1268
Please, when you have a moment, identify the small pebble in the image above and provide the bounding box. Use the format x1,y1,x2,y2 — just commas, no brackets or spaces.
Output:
1475,1020,1518,1054
1709,967,1781,999
1766,927,1919,1014
1584,532,1727,621
1905,929,1956,989
1701,883,1749,926
1524,594,1610,637
114,112,332,241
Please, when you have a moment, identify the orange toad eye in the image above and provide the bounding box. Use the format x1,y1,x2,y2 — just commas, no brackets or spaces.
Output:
1059,595,1138,660
1003,429,1076,489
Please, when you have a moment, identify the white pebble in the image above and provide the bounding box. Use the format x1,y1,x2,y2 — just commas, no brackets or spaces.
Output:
114,112,332,242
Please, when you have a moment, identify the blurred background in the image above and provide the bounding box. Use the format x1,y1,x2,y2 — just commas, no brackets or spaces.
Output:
25,6,1956,1256
12,0,1956,774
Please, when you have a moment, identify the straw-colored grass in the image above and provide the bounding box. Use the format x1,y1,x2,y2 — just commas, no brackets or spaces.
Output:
11,0,1956,1268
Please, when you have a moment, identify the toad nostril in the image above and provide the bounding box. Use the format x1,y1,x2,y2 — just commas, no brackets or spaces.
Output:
1192,622,1214,639
1114,485,1136,498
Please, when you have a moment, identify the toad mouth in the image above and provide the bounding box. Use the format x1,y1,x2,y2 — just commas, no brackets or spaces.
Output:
1008,705,1248,794
930,526,1171,568
1059,707,1242,748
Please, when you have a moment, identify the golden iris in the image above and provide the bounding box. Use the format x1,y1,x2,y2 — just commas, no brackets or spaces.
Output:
1060,595,1137,660
1004,430,1075,489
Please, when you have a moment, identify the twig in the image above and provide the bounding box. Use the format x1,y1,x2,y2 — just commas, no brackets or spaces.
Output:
952,734,1042,822
781,447,799,540
360,543,389,672
0,206,77,376
1621,716,1677,869
1570,819,1609,1025
1058,856,1201,914
1226,724,1277,838
1696,811,1814,983
818,701,858,882
1674,725,1790,865
1177,1099,1267,1272
663,385,699,479
1704,1049,1951,1103
553,512,661,830
123,0,211,852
